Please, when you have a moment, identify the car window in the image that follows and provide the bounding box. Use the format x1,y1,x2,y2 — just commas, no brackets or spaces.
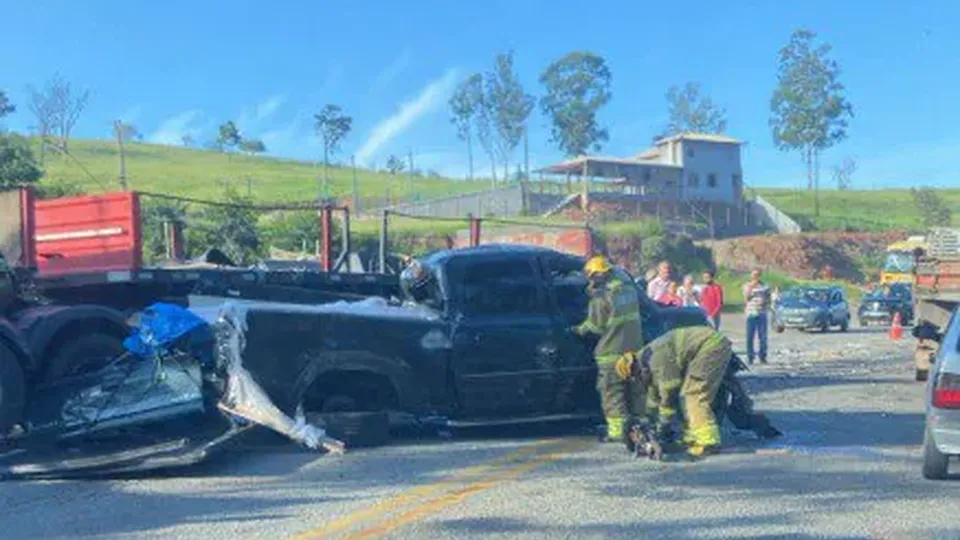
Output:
543,256,589,325
457,258,544,316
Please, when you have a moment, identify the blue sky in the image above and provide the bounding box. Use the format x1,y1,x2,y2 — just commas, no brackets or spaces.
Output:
2,0,957,189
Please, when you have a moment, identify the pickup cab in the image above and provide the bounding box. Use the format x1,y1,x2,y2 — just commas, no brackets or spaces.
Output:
225,245,710,428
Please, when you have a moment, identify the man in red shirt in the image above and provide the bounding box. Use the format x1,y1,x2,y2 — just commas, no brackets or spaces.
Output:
699,270,724,330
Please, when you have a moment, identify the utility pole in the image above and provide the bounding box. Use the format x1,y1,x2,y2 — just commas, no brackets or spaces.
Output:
523,130,530,183
408,150,415,197
814,149,821,217
351,155,359,213
114,120,128,190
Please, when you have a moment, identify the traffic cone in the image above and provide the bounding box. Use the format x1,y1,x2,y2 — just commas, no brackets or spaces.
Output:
890,312,903,341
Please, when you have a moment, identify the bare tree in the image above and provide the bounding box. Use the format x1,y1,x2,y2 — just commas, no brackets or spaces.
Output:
832,157,857,190
27,75,90,157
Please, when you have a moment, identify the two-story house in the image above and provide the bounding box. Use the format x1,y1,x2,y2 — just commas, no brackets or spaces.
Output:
536,132,744,205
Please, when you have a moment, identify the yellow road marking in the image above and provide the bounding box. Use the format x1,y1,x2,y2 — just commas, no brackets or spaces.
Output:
290,438,568,540
343,438,591,540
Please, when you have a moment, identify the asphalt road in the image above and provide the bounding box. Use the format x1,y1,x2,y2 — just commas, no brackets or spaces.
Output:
3,315,958,540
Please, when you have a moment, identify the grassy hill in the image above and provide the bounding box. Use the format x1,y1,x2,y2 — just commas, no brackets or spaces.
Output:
33,139,959,235
753,187,960,231
37,138,486,204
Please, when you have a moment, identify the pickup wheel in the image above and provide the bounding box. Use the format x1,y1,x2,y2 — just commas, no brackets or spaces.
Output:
0,341,26,433
840,318,849,333
43,332,127,383
302,372,398,448
916,369,929,382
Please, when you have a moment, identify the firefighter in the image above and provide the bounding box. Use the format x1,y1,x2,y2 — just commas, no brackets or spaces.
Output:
615,326,733,457
572,255,646,446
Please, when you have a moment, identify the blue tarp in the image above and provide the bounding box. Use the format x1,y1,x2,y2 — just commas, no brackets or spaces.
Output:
123,303,213,361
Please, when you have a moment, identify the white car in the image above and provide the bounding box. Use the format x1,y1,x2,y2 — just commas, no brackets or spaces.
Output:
922,306,960,479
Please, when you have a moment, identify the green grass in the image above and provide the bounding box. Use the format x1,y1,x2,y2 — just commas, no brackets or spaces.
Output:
716,267,866,313
753,187,960,232
36,138,487,204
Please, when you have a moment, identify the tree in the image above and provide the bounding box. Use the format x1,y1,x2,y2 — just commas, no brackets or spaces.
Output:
196,186,262,264
114,121,142,143
832,157,856,190
770,29,854,212
911,187,952,228
239,138,267,155
484,51,535,182
469,74,498,183
664,82,728,136
539,51,613,157
181,135,195,147
386,155,405,175
27,75,90,154
0,134,43,189
216,121,242,152
314,104,353,187
0,91,14,119
449,75,483,180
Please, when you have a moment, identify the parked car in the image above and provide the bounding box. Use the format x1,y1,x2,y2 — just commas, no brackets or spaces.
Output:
921,305,960,479
772,285,851,333
858,283,914,327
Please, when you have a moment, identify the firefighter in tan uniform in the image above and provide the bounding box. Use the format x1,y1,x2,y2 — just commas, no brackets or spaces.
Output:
572,255,646,445
616,326,733,457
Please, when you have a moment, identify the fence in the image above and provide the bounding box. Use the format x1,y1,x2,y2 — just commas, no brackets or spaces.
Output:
751,195,802,234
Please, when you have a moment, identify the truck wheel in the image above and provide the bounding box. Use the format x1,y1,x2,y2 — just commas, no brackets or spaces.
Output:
922,426,950,480
0,341,26,433
916,369,929,382
312,411,390,449
840,318,849,332
44,333,127,383
774,324,785,334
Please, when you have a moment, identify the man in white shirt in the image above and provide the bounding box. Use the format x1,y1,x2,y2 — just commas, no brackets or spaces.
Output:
646,261,672,302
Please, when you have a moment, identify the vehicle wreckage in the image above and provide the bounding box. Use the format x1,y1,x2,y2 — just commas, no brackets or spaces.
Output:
0,244,781,478
0,301,346,479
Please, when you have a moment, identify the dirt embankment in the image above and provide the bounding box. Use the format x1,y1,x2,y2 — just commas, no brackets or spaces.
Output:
700,232,907,283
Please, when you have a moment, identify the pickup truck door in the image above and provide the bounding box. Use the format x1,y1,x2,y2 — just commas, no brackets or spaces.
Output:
540,254,600,414
447,255,559,418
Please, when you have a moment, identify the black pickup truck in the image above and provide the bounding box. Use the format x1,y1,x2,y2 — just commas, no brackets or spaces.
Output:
223,245,710,429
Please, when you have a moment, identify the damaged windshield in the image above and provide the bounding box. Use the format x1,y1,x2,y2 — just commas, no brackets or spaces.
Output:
884,251,915,273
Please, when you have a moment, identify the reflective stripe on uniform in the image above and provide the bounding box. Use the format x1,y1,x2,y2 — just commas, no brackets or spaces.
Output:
607,416,624,439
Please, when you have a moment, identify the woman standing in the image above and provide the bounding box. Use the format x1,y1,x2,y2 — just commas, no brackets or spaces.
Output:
679,274,702,308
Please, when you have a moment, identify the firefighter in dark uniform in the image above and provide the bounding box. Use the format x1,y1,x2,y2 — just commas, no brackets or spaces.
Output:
572,255,646,445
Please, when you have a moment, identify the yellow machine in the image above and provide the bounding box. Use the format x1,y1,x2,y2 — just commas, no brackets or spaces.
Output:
881,236,928,285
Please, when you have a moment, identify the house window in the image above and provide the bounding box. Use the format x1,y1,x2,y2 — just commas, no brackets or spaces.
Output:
686,147,695,159
732,174,742,191
688,173,699,188
707,173,717,188
643,169,652,182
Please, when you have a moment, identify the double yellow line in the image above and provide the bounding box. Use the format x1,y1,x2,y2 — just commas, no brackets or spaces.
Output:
291,437,592,540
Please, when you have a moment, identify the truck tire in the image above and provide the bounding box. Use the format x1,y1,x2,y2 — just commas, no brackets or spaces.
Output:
0,341,26,433
315,411,390,449
922,426,950,480
43,332,127,383
916,369,929,382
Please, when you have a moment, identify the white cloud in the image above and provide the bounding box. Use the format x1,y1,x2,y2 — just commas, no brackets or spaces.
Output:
148,110,205,145
238,94,286,134
355,68,460,164
261,114,317,160
371,48,412,91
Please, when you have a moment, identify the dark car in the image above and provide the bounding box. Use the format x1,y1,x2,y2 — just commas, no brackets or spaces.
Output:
773,285,851,333
858,283,914,327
